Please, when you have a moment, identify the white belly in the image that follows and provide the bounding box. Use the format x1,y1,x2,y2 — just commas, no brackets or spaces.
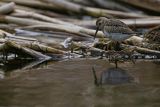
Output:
103,31,132,41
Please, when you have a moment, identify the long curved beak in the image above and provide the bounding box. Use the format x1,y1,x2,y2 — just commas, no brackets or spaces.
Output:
94,27,99,39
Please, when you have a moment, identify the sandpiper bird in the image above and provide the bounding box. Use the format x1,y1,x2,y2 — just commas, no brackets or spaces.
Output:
94,17,138,67
144,25,160,44
94,17,137,50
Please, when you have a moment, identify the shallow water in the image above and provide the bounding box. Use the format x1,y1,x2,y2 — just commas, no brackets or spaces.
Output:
0,59,160,107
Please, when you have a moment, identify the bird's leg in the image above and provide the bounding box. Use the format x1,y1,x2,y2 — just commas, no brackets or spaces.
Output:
110,41,115,50
100,50,105,59
70,47,73,53
111,41,119,51
115,41,121,51
104,40,111,51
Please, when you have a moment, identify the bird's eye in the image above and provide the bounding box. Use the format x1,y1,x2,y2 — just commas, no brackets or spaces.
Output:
98,22,101,26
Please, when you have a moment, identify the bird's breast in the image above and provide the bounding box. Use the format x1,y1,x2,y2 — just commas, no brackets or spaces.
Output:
103,31,132,41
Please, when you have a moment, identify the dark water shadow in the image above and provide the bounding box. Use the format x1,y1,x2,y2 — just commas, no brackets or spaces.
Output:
1,59,57,71
0,58,57,79
100,67,134,85
93,67,134,85
0,53,66,72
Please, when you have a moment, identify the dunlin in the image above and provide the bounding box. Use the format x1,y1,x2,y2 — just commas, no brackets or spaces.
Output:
94,17,138,67
94,17,136,42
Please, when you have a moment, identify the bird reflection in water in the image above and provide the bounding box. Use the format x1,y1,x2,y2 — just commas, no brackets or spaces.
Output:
92,66,134,86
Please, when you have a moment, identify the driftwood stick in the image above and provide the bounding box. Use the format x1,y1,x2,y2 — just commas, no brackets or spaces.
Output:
0,16,147,43
23,25,143,44
21,24,100,38
0,2,15,14
0,40,51,59
0,24,18,32
92,0,133,12
20,42,65,54
0,29,37,42
1,0,59,11
135,46,160,57
68,17,160,28
122,44,160,57
0,30,65,54
119,0,160,13
0,15,104,37
5,40,51,59
0,1,66,18
125,36,143,46
41,0,146,18
0,16,103,38
0,15,51,25
121,18,160,28
0,16,145,45
11,9,72,25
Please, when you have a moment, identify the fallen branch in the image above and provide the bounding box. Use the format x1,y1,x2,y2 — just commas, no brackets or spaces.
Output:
1,0,58,11
21,24,99,38
92,0,133,12
0,29,37,42
0,23,17,32
0,16,104,38
119,0,160,13
20,42,65,54
67,17,160,28
41,0,146,18
3,40,51,59
11,9,72,25
0,2,15,14
122,44,160,58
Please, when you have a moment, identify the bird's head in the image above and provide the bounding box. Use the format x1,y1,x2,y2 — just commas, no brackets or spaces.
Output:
94,17,107,39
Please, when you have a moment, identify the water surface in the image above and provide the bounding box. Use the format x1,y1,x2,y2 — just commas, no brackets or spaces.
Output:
0,59,160,107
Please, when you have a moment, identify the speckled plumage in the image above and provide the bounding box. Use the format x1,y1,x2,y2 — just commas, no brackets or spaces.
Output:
95,17,135,41
144,25,160,43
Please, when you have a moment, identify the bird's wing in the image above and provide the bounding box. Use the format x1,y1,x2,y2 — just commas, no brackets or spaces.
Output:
105,19,129,28
103,26,134,34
